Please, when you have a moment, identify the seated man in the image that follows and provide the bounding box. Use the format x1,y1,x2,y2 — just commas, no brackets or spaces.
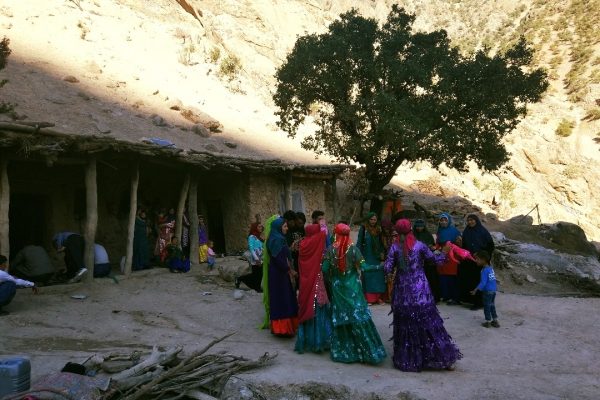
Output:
0,255,39,316
94,243,111,278
10,245,56,285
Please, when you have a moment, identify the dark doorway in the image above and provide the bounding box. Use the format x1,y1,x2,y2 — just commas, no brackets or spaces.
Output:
9,193,47,260
206,200,226,255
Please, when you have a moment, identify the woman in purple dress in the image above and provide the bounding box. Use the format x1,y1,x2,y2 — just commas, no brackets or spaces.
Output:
384,219,462,372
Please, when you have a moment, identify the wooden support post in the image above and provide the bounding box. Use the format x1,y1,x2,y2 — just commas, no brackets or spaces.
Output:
0,156,9,260
124,163,139,275
188,177,199,265
284,171,292,211
331,177,338,224
83,157,98,283
176,173,191,247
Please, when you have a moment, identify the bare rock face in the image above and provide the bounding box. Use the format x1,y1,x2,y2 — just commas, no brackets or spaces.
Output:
538,222,598,256
192,123,211,138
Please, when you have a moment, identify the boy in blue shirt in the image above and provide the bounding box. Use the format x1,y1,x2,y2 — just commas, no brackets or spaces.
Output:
470,250,499,328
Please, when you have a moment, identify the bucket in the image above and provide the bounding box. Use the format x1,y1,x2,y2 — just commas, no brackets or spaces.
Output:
0,357,31,397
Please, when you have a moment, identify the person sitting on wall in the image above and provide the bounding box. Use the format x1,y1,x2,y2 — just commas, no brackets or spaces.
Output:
9,245,55,285
166,236,190,273
0,255,39,316
94,243,111,278
53,232,88,283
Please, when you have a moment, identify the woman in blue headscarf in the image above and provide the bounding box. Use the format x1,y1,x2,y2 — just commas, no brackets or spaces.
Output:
435,213,462,305
266,217,299,336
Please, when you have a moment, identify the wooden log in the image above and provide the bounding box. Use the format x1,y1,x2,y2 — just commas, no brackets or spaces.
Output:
331,177,338,224
83,157,98,282
188,177,199,265
0,156,9,260
124,163,139,275
112,346,182,382
176,173,191,246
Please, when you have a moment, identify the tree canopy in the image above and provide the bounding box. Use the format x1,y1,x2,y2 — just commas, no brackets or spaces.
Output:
274,5,548,195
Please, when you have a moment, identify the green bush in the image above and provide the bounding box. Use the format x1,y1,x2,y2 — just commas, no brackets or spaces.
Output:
555,118,575,137
218,54,241,79
209,47,220,63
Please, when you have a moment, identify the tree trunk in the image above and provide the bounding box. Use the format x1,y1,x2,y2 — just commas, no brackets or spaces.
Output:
331,177,338,223
83,157,98,283
0,156,9,260
176,173,191,246
124,163,139,275
188,176,199,265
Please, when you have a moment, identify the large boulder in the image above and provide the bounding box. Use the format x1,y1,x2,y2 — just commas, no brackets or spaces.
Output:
217,257,251,282
538,222,598,256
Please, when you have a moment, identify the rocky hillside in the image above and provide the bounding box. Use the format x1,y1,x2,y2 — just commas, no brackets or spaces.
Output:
1,0,599,239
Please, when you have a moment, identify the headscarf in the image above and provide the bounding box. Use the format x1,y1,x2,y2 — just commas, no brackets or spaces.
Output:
298,224,328,323
413,219,435,246
462,214,495,254
260,214,279,329
266,217,287,258
248,222,262,238
395,219,417,255
333,224,352,273
436,212,461,244
53,232,76,248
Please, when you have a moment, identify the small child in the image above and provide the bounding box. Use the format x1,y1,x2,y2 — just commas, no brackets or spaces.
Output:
207,240,216,270
470,250,499,328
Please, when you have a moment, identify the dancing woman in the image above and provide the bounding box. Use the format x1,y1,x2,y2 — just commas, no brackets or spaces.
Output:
322,224,386,364
385,219,462,372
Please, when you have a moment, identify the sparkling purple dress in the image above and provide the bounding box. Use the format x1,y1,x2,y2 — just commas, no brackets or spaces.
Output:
384,241,462,371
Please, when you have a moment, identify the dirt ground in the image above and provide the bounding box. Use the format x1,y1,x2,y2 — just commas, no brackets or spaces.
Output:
1,262,599,400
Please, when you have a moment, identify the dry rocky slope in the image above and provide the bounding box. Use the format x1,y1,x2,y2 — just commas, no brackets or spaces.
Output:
1,0,599,239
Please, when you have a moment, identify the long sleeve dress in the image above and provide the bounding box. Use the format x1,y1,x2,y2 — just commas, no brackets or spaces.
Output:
357,225,386,303
268,245,299,336
384,241,462,371
322,244,386,364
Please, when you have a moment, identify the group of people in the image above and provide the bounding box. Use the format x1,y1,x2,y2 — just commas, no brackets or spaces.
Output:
239,208,500,372
133,208,215,273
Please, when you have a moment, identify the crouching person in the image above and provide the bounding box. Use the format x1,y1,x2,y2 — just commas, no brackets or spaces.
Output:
0,255,39,316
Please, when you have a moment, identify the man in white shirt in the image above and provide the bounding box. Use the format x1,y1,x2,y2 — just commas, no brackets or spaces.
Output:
0,254,39,316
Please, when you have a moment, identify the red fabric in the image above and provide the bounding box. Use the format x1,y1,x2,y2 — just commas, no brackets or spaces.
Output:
298,224,327,323
394,219,417,255
248,222,262,238
270,317,299,336
333,224,351,273
437,242,474,275
365,293,383,304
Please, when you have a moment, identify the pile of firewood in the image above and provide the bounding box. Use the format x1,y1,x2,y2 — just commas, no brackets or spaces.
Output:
85,333,276,400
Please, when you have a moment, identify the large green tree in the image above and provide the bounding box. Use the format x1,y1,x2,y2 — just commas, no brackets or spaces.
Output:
274,6,548,200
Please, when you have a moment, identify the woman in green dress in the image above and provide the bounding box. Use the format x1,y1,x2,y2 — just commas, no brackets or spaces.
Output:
357,212,386,305
322,223,386,364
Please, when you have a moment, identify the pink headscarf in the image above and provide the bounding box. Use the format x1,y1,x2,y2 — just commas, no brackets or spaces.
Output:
333,223,351,272
395,219,417,255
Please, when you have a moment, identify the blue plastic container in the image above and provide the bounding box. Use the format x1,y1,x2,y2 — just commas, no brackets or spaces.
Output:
0,357,31,397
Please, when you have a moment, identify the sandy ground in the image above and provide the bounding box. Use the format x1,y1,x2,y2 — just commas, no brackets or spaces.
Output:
1,262,599,400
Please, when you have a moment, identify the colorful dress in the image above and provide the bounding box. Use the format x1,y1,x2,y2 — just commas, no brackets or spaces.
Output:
385,219,462,372
165,244,190,273
198,224,209,263
238,224,264,292
266,217,298,336
357,219,386,304
322,224,386,365
155,216,175,263
295,224,332,354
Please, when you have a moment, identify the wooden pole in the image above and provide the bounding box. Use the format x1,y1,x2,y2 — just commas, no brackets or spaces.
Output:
331,177,338,224
188,176,199,265
284,171,292,211
176,173,191,247
124,163,139,275
83,157,98,283
0,156,9,260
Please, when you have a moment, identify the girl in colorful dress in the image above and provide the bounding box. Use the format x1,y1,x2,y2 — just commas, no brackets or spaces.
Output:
236,222,264,292
385,219,461,372
295,224,332,353
357,212,386,305
322,224,386,364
